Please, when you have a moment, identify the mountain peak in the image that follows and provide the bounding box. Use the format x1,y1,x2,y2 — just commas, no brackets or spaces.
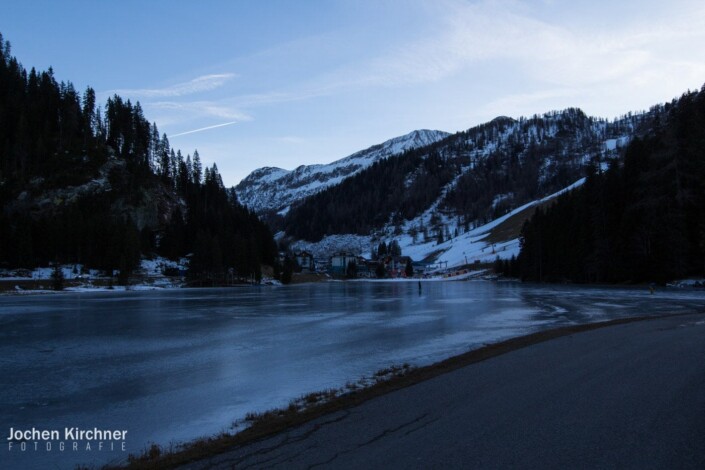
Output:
490,116,515,124
235,129,450,214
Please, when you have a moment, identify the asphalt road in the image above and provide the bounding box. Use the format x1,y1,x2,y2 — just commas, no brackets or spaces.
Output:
181,313,705,469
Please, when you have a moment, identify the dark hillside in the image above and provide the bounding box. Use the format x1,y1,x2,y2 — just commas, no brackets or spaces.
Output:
283,107,649,242
0,32,276,281
516,86,705,283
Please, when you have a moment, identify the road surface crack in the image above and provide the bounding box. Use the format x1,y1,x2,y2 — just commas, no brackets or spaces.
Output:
307,413,433,469
203,410,352,469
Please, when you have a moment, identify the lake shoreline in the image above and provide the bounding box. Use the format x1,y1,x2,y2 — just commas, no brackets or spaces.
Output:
4,276,701,296
113,311,699,469
5,283,704,469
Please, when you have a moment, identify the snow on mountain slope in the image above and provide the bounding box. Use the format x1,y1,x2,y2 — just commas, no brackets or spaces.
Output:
278,107,659,273
281,107,652,244
291,178,587,272
416,178,587,270
236,129,450,214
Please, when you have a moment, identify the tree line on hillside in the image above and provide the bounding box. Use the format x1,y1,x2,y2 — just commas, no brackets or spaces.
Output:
280,107,648,243
0,32,276,282
283,149,460,241
513,87,705,283
442,109,639,226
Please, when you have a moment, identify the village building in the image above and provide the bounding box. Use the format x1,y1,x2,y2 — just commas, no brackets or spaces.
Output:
294,250,315,273
329,251,358,277
385,255,414,277
355,256,375,278
328,251,417,278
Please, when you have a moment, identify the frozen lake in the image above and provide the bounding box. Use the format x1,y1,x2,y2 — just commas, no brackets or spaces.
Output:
1,281,704,469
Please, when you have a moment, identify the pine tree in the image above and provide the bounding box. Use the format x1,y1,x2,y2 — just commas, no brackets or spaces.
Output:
405,259,414,278
377,241,387,258
51,263,64,291
0,33,272,279
192,150,202,184
493,256,503,275
281,255,294,284
346,260,358,279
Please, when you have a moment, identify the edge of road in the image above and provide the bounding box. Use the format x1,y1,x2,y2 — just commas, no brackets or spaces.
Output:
112,311,704,470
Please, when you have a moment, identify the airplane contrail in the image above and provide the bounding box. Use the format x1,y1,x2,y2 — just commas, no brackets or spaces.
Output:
170,121,239,138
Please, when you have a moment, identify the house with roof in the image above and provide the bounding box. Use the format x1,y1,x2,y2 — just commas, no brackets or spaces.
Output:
329,251,357,277
294,250,315,273
385,255,414,277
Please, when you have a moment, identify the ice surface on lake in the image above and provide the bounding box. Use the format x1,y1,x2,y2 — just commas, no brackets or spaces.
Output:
0,282,703,469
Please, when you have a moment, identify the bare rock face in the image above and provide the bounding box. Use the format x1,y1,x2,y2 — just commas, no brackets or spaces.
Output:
7,157,183,231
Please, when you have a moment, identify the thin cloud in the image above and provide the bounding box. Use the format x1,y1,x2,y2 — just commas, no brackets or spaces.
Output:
170,121,240,138
148,101,251,121
260,0,705,100
109,73,237,98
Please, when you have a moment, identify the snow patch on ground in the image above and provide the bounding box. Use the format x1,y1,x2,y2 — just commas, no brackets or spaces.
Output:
0,256,188,293
604,136,631,151
667,278,705,288
400,178,586,269
292,234,373,259
138,256,188,276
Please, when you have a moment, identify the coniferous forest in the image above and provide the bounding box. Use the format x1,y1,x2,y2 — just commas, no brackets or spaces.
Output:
516,86,705,283
283,148,459,241
0,33,277,282
2,25,703,287
281,108,644,243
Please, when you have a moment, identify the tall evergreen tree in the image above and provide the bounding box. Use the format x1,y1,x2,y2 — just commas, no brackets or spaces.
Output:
517,88,705,283
192,150,202,185
0,31,277,281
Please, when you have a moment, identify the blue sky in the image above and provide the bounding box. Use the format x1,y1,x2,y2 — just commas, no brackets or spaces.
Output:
2,0,705,186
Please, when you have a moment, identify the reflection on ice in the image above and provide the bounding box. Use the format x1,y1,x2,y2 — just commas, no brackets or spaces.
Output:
0,282,703,469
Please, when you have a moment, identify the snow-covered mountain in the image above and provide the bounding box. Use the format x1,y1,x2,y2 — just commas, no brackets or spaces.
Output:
235,129,449,215
237,104,665,267
283,108,649,241
279,106,661,263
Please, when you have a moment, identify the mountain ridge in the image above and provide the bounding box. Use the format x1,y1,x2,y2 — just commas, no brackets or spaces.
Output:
281,106,651,246
235,129,450,215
